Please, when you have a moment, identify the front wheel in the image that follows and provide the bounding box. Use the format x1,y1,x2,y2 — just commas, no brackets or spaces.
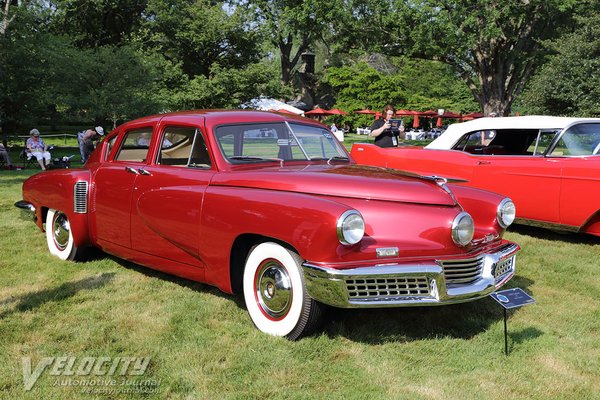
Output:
243,242,324,340
45,209,86,261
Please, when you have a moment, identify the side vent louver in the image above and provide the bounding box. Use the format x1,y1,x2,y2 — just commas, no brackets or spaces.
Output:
74,181,88,213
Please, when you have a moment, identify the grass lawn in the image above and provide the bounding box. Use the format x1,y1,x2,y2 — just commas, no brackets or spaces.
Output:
1,161,599,399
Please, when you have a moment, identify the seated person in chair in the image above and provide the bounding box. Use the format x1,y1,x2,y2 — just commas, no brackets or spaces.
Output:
0,143,12,168
26,129,51,170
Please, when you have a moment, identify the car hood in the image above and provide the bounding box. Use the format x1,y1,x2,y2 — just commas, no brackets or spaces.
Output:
210,164,456,206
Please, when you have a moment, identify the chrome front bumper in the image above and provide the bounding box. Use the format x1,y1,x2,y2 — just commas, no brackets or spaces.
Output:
14,200,37,222
302,243,519,308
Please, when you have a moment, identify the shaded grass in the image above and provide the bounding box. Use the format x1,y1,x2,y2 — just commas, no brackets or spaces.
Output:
1,169,599,399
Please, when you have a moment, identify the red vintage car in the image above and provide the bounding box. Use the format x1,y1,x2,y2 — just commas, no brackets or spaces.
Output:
16,110,519,339
351,116,600,237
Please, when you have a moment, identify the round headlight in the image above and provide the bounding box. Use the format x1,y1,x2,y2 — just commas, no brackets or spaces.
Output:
452,211,474,246
337,210,365,245
497,198,516,228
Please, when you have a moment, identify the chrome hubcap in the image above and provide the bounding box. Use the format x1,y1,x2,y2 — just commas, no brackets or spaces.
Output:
255,260,292,319
52,212,70,251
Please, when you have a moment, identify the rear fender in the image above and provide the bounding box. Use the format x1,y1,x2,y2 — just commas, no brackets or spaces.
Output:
581,210,600,236
22,169,92,248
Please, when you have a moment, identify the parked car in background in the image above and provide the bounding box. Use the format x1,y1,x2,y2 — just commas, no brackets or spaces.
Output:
16,110,519,339
351,116,600,236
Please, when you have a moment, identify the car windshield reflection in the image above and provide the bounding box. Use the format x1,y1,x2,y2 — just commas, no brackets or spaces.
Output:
214,122,348,164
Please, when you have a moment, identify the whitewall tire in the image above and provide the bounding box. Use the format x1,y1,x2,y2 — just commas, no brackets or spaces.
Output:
243,242,323,340
45,209,85,261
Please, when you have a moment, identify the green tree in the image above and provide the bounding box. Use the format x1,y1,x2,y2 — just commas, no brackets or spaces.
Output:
337,0,576,116
141,0,263,80
170,61,293,110
0,3,58,135
48,0,148,47
235,0,342,85
519,5,600,116
49,44,164,127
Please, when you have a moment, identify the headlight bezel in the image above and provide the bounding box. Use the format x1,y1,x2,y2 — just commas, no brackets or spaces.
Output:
497,198,516,228
451,211,475,246
336,210,365,246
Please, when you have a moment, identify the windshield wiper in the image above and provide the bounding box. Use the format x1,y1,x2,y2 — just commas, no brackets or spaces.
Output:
229,156,284,166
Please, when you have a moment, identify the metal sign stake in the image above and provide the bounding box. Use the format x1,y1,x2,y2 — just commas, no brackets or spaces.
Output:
490,288,536,356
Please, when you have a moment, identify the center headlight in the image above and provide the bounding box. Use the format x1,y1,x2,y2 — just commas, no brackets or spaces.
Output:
337,210,365,245
497,198,516,228
452,211,474,246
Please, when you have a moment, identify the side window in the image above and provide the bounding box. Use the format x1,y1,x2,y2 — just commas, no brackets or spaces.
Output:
454,131,492,152
550,123,600,156
114,128,154,162
527,130,558,155
104,136,118,160
157,126,211,168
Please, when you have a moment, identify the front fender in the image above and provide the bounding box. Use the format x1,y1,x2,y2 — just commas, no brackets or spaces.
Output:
22,169,92,248
448,184,506,237
199,187,354,292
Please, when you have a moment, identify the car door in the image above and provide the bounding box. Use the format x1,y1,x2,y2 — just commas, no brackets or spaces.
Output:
129,120,214,268
93,124,156,248
548,122,600,227
469,129,562,224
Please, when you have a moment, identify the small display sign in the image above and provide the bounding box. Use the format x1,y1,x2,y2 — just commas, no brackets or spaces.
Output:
389,119,403,131
490,288,535,309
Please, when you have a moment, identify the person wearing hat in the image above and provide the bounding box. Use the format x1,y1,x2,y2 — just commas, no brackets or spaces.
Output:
26,129,51,170
77,126,104,164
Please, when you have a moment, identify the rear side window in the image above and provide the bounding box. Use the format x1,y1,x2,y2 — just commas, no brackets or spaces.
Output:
114,128,154,162
156,126,211,168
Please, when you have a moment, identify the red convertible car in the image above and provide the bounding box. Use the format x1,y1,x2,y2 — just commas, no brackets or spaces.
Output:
351,116,600,236
16,110,519,339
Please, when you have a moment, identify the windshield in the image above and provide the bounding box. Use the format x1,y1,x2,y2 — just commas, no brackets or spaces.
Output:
549,123,600,156
214,122,348,164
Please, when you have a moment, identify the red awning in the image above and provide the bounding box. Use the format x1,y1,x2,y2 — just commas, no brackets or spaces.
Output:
355,109,377,115
305,107,333,117
329,108,348,115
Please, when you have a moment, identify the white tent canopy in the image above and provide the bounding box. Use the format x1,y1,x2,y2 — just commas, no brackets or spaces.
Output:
243,97,305,116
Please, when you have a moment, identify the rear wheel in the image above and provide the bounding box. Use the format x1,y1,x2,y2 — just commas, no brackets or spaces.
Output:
45,209,86,261
243,242,324,340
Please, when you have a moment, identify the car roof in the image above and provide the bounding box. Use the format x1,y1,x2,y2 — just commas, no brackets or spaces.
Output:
117,109,320,130
426,116,600,149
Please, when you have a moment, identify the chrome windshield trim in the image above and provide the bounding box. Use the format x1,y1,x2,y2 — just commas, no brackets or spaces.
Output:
284,121,310,160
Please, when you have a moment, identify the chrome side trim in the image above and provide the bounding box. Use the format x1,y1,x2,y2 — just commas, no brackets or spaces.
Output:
514,218,580,233
14,200,37,222
73,181,88,214
302,243,519,308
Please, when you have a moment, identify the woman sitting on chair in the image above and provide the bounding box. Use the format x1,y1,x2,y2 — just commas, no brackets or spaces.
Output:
26,129,51,170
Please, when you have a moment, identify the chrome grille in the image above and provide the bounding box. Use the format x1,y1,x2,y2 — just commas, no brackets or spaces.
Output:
439,256,484,285
494,256,515,280
345,277,430,299
73,181,88,213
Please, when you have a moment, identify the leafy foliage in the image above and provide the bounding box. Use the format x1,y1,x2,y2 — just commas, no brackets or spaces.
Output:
141,0,263,79
333,0,577,115
49,0,148,47
519,5,600,117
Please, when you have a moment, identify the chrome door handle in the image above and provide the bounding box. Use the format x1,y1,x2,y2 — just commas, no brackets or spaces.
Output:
138,168,152,176
477,160,491,165
125,166,139,174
